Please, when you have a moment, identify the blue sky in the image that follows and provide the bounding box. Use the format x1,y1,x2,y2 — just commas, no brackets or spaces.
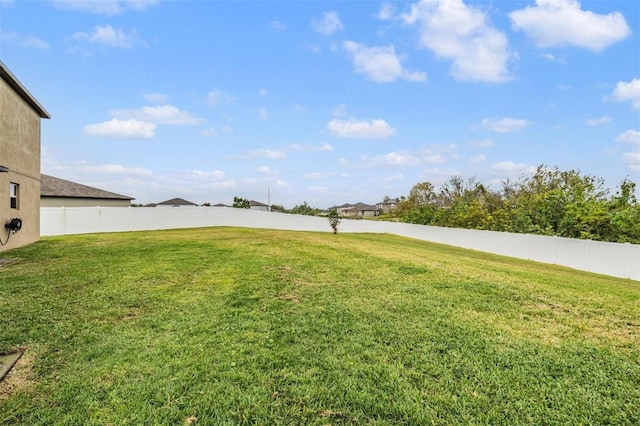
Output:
1,0,638,208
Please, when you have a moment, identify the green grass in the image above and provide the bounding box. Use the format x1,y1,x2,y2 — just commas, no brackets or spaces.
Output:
0,227,638,425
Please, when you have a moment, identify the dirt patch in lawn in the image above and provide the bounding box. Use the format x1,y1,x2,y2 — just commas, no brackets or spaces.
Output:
0,349,34,401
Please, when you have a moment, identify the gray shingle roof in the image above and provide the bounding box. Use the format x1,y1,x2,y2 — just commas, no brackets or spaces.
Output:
156,198,198,206
41,174,133,200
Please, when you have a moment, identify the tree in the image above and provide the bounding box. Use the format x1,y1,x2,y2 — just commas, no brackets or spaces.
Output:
395,181,436,217
232,197,250,209
395,164,640,243
327,209,341,234
289,201,319,216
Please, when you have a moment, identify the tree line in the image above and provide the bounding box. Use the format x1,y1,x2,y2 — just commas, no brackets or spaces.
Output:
393,165,640,244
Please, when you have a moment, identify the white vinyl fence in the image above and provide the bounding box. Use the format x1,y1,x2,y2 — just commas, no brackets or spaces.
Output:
41,206,640,281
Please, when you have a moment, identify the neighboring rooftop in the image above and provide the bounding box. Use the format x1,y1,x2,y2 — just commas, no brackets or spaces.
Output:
41,174,133,200
0,61,50,119
150,198,198,207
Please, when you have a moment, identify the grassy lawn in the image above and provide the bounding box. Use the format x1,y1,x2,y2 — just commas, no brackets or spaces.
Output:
0,227,638,425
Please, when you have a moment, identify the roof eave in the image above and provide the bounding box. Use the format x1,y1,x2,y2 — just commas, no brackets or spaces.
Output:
0,61,51,119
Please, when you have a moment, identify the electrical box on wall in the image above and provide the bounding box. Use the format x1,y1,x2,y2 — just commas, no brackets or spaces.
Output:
5,218,22,233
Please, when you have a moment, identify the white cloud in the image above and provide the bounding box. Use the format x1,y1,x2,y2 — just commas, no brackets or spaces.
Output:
257,166,277,176
72,25,142,48
469,154,486,164
469,139,494,148
306,186,329,193
144,92,169,103
481,117,531,133
418,167,461,186
111,105,204,125
611,78,640,110
255,108,269,120
268,21,287,31
616,130,640,145
206,89,235,106
378,3,396,20
259,88,269,97
190,170,226,180
510,0,631,52
332,103,348,117
402,0,511,83
200,128,218,138
243,149,286,159
183,170,235,190
304,172,325,179
490,161,537,179
363,152,423,168
1,32,49,49
74,162,153,176
83,118,156,139
348,145,456,169
622,152,640,172
289,143,333,152
343,41,426,83
328,118,396,139
585,116,611,126
52,0,159,15
312,11,344,35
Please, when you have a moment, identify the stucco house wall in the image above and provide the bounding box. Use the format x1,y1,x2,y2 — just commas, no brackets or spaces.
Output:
0,62,49,252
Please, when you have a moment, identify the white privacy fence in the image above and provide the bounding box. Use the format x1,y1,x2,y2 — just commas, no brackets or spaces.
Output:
41,206,640,281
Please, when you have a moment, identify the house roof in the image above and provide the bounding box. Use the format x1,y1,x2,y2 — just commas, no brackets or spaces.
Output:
41,174,134,200
156,197,198,206
250,200,268,207
0,61,50,119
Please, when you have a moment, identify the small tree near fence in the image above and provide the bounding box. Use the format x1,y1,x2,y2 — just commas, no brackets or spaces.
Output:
233,197,250,209
327,209,341,234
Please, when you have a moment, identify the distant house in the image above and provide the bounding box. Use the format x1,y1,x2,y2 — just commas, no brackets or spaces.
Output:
358,204,380,217
376,198,400,214
249,200,270,211
40,174,134,207
334,202,379,218
0,61,50,252
147,198,198,207
335,203,357,217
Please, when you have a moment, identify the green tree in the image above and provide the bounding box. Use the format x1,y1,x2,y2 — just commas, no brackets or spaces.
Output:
608,178,640,243
327,209,341,234
289,201,319,216
232,197,250,209
396,181,437,218
396,164,640,243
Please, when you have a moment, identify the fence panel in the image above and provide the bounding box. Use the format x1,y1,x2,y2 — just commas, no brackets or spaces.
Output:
40,207,639,280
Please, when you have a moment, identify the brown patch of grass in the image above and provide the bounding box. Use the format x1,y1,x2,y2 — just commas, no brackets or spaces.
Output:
280,293,301,303
0,348,34,402
461,296,639,350
294,279,319,287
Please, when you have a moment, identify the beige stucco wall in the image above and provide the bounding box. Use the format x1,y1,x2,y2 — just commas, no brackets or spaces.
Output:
41,197,132,208
0,77,42,252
